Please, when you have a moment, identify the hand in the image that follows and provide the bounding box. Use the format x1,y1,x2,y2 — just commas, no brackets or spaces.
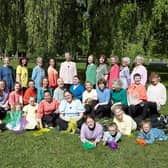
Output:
94,104,99,110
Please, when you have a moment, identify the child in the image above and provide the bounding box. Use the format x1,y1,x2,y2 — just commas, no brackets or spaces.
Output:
103,122,121,150
136,119,168,145
23,97,38,130
6,103,25,132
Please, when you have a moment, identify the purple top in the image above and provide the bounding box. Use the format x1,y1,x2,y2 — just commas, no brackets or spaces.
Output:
80,122,103,142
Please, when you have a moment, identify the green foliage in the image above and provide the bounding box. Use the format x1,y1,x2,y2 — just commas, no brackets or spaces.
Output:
0,0,168,59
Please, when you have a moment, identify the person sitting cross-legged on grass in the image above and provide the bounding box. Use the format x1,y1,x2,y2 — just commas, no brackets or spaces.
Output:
37,90,59,129
80,115,103,147
112,104,137,136
56,90,85,132
103,122,122,150
136,119,168,145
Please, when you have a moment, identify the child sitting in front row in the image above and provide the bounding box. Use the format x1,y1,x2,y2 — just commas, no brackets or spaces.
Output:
136,119,168,145
103,122,122,150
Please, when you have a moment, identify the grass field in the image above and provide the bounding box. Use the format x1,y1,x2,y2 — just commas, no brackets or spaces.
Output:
0,58,168,168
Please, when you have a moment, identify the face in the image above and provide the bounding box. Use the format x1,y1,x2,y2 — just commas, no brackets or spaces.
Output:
22,58,27,65
44,92,52,102
99,57,105,64
151,77,159,85
112,84,120,91
15,83,21,92
29,97,36,106
122,60,128,67
85,82,92,92
114,108,123,121
65,53,71,61
88,56,93,64
0,81,6,90
136,58,142,65
64,92,73,103
49,59,55,67
86,118,95,129
98,83,105,90
109,126,117,135
42,78,49,88
111,57,116,65
73,77,79,85
28,81,35,89
37,60,43,67
57,79,64,88
142,123,151,133
4,58,10,65
134,76,141,85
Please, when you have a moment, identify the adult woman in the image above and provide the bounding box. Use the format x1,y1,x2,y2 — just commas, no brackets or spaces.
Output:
119,57,131,89
82,81,98,114
8,82,23,108
112,104,137,135
37,90,59,128
53,78,64,102
85,54,97,87
111,79,128,112
57,90,85,131
0,57,15,91
0,80,9,122
31,57,45,89
23,80,37,105
48,58,58,90
59,52,77,89
96,54,108,83
108,56,120,89
16,57,28,91
37,77,52,103
80,115,103,146
70,75,85,101
94,79,111,118
131,55,147,86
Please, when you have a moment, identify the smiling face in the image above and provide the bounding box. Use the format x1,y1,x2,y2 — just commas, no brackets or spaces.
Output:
134,76,141,85
14,83,21,92
73,76,79,85
4,57,10,66
86,117,95,129
142,123,151,133
57,78,64,88
42,78,49,88
29,97,36,106
21,58,27,66
28,81,35,89
114,108,124,121
111,57,116,65
0,81,6,91
65,53,71,61
150,76,159,85
99,56,105,64
64,91,73,103
44,91,52,103
85,82,92,92
88,55,94,64
49,58,55,67
109,126,117,136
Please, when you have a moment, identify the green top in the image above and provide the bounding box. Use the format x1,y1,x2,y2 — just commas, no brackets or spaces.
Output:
85,64,97,85
111,88,128,105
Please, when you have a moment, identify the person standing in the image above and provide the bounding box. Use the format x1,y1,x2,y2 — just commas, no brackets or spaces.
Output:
59,52,77,89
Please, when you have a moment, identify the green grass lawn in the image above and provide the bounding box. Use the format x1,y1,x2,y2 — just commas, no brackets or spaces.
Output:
0,58,168,168
0,127,168,168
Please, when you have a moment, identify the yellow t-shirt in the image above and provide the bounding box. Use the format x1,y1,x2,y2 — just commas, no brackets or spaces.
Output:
16,65,28,87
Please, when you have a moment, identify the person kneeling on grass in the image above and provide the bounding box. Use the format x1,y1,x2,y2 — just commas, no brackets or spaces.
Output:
103,122,121,150
111,104,137,136
56,90,85,132
136,119,168,145
80,115,103,148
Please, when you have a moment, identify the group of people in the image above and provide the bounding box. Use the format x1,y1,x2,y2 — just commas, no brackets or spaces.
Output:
0,52,167,148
